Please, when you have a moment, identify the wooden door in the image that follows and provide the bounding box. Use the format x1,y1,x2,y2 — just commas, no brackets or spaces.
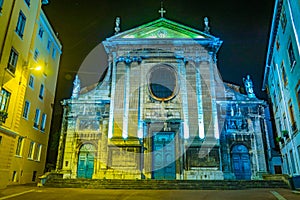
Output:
232,145,251,180
152,132,176,180
77,144,95,179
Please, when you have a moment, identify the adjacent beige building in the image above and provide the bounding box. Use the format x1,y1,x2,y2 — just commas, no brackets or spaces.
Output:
0,0,61,188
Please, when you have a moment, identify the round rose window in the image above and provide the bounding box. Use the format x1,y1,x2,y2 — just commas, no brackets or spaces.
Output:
148,64,178,101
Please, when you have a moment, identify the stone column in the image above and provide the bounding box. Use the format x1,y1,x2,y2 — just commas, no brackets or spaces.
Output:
128,61,140,138
122,63,130,139
195,60,205,139
108,54,117,139
209,53,219,139
185,61,198,138
178,59,189,139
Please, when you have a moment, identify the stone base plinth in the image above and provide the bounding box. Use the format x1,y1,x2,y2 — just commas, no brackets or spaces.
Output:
184,168,224,180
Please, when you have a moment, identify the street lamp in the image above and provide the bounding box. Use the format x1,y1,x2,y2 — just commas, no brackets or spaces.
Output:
30,66,42,71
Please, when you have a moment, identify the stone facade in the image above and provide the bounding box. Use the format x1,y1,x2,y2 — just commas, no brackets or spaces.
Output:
56,17,269,180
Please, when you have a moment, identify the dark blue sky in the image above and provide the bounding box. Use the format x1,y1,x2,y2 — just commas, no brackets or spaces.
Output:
43,0,274,100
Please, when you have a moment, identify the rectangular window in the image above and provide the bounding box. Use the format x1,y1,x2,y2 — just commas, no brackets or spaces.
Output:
24,0,30,7
288,101,297,132
276,36,280,50
35,144,42,161
33,109,40,128
288,42,296,68
290,150,296,174
285,154,290,174
15,137,24,156
40,113,46,132
298,145,300,163
281,63,288,86
38,27,43,38
296,82,300,110
28,75,34,88
12,171,17,182
28,141,35,159
0,0,4,12
15,11,26,38
39,84,44,100
280,6,287,32
32,171,37,182
33,49,39,61
47,39,51,51
7,48,18,74
0,135,2,144
52,48,56,59
0,89,11,112
22,100,30,119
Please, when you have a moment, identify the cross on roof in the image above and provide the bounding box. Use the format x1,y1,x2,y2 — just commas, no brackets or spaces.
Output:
159,4,166,18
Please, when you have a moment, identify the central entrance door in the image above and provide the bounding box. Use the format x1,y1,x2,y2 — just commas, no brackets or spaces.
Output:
232,144,251,180
77,144,95,179
152,132,176,180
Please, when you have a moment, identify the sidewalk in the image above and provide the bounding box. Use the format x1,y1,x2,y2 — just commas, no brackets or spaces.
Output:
0,184,37,198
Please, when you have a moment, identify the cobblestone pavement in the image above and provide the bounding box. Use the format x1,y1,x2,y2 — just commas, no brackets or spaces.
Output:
0,185,299,200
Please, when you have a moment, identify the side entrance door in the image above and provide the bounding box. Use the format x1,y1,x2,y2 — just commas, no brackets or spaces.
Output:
77,144,95,179
232,144,252,180
152,132,176,180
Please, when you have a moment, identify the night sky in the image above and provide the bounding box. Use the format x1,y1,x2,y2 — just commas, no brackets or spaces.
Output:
43,0,274,164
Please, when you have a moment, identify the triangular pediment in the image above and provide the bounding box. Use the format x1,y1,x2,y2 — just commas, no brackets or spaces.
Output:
111,18,214,39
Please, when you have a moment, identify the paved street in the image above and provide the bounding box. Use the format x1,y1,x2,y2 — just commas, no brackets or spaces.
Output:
0,186,300,200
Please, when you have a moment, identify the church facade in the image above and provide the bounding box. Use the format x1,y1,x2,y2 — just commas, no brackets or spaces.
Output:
56,17,270,180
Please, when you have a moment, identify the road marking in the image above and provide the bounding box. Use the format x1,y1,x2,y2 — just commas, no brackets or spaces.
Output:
270,191,287,200
0,189,35,200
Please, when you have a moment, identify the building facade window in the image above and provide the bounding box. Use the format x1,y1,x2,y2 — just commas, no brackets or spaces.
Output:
7,48,18,74
0,135,2,144
52,48,56,59
35,144,42,161
0,0,4,12
32,171,37,181
38,27,44,38
0,88,11,113
47,40,51,51
15,11,26,38
296,82,300,110
28,75,34,88
22,100,30,119
40,113,46,132
33,109,40,128
15,137,24,156
276,36,280,50
285,154,290,174
290,150,296,174
288,101,297,133
28,141,35,159
33,49,39,61
281,63,288,86
24,0,30,7
280,6,287,32
12,171,17,182
39,84,44,100
288,42,296,68
298,145,300,163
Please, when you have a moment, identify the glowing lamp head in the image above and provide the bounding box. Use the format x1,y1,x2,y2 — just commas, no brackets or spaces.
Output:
29,66,42,71
34,66,42,71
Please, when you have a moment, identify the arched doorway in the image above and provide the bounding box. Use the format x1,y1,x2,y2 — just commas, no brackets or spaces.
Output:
77,144,95,179
231,144,251,180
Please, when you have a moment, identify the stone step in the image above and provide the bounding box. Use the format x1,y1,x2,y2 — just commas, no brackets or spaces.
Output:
45,179,290,190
